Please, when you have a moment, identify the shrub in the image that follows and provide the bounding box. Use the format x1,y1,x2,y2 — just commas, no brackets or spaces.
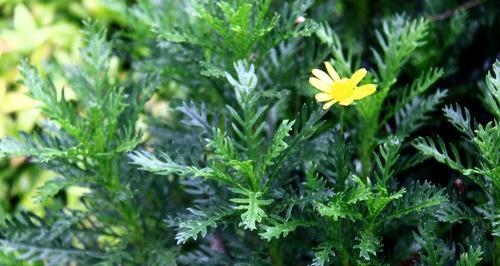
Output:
0,0,498,265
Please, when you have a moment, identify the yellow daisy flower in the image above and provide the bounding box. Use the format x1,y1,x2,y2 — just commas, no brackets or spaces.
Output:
309,62,376,109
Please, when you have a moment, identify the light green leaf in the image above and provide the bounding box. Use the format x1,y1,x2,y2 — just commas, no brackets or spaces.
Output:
456,247,483,266
311,242,335,266
354,231,381,261
262,119,295,169
315,200,360,221
259,219,310,241
128,151,189,176
33,177,77,204
175,207,231,244
14,4,37,32
230,188,273,230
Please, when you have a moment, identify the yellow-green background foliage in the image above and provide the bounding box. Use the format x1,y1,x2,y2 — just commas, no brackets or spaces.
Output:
0,0,124,216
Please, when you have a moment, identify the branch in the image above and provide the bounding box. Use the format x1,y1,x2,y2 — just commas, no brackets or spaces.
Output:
427,0,487,21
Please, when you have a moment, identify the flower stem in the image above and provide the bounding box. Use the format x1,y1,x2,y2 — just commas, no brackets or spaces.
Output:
339,108,345,133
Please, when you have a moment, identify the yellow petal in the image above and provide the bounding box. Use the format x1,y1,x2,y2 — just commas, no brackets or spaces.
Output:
353,84,376,100
350,68,367,85
325,62,340,81
339,97,354,106
315,92,333,102
309,77,332,93
323,100,337,109
312,69,333,84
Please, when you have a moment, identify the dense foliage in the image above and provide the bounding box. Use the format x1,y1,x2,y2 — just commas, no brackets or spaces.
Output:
0,0,499,265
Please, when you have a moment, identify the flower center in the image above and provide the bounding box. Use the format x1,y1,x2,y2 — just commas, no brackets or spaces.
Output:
331,78,355,100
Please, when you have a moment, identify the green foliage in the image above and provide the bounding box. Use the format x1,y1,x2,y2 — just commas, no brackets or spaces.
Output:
32,177,75,204
413,222,455,266
456,247,483,266
357,15,430,129
1,1,499,265
262,119,294,170
0,132,80,162
173,206,232,244
0,21,173,265
354,230,381,261
128,151,191,176
414,64,499,184
259,218,310,241
374,136,401,186
383,181,447,222
394,89,448,138
230,188,273,231
414,136,467,174
123,0,318,105
319,15,446,178
315,24,355,76
435,202,473,224
413,61,500,263
296,135,447,263
311,242,335,266
1,212,105,265
483,60,500,118
130,60,325,239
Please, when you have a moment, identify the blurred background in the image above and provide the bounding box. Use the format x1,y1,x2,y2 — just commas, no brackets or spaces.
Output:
0,0,499,240
0,0,130,219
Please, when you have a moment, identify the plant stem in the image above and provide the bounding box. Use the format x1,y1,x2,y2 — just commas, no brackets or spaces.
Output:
339,107,345,134
269,240,282,266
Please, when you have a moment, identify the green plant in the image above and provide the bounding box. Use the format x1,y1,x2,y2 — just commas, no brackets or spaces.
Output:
0,23,171,265
0,0,128,221
413,61,500,262
0,0,499,265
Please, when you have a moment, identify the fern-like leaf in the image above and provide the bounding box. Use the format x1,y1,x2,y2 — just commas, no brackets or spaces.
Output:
395,89,447,138
413,222,455,265
259,219,310,241
483,60,500,119
354,230,381,261
374,136,402,186
456,246,483,266
128,150,190,176
443,103,475,139
1,212,105,265
261,119,294,171
413,136,466,173
33,177,77,204
311,242,335,266
382,181,446,223
229,188,273,231
173,206,232,245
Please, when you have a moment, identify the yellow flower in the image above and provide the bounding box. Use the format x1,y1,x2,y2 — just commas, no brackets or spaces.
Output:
309,62,376,109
